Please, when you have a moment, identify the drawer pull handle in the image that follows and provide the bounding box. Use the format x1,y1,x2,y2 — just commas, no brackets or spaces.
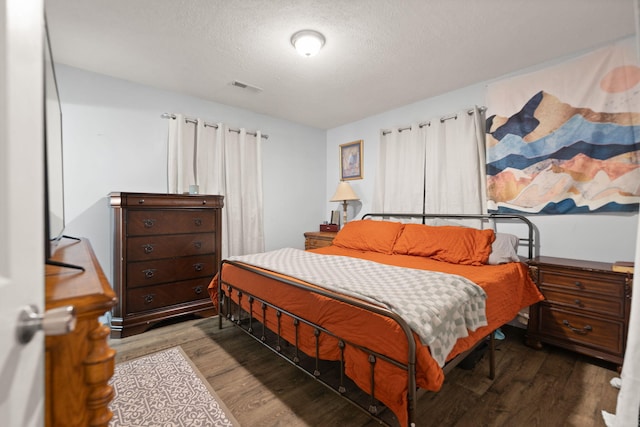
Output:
562,320,592,335
143,219,156,228
142,244,154,254
573,299,583,307
143,294,155,304
194,218,203,227
143,268,157,279
194,286,203,295
574,281,583,288
194,241,202,250
193,263,204,272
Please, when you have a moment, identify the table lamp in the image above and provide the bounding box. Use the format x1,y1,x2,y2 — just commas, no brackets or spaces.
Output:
330,181,360,227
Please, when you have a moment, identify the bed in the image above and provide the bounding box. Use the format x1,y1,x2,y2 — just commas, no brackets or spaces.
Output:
208,213,543,426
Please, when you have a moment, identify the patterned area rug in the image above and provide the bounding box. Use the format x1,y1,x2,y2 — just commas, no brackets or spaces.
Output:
109,346,239,426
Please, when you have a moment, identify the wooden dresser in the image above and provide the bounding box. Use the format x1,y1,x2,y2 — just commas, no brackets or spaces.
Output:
304,231,338,250
526,256,633,366
110,192,224,338
46,238,117,427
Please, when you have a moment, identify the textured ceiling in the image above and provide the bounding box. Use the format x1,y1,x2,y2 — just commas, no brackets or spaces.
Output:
45,0,636,129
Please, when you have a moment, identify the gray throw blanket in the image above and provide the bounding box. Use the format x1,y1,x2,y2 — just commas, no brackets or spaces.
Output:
229,248,487,366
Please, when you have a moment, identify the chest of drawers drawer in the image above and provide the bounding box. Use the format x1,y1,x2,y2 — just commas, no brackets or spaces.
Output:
126,277,211,314
126,233,215,261
127,209,215,235
126,255,216,287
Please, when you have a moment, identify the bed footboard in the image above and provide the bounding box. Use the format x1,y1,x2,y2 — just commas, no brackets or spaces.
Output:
218,260,418,426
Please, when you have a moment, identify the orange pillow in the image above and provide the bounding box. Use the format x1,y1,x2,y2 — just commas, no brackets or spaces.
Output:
393,224,495,265
332,220,404,254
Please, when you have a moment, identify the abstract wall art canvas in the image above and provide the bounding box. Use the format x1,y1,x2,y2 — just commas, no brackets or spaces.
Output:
486,40,640,214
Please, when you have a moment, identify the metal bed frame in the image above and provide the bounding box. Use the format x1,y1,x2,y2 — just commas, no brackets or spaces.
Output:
217,213,535,426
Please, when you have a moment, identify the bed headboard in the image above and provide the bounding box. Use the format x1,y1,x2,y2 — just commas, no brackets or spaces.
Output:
361,212,535,260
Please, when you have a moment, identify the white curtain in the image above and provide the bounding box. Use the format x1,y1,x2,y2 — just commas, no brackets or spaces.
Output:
373,107,487,216
168,114,196,193
222,127,264,256
168,116,264,258
372,124,425,213
424,107,487,215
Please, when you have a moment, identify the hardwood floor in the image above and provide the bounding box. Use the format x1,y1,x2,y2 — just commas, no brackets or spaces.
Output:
109,316,620,426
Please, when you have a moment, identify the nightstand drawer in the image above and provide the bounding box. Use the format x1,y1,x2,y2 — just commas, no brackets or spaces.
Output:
304,231,338,250
539,305,624,355
539,270,624,298
540,288,623,317
306,237,333,249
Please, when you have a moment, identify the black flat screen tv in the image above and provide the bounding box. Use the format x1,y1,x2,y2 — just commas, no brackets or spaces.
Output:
43,16,82,270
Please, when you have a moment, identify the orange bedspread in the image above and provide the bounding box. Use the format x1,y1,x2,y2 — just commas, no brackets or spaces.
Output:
208,246,543,426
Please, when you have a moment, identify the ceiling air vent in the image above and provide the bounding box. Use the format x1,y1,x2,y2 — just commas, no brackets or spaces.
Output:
231,80,263,93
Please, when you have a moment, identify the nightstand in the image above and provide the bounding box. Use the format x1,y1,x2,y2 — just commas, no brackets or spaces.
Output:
526,256,632,366
304,231,338,250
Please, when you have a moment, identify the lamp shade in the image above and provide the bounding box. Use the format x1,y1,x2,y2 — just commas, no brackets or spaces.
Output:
330,181,359,202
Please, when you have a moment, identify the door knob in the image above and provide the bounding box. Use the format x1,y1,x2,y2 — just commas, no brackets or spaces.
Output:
16,304,76,344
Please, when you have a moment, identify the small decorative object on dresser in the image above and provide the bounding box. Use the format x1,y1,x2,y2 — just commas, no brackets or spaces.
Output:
110,192,224,338
319,223,339,232
612,261,634,273
304,230,338,250
526,256,633,367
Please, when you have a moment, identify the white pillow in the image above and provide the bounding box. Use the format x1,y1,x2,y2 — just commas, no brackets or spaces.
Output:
488,233,520,264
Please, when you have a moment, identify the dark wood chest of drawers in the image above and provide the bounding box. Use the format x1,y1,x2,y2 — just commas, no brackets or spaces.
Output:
526,256,633,366
110,192,224,338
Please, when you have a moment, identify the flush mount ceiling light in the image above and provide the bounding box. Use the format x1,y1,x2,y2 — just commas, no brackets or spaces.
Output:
291,29,325,57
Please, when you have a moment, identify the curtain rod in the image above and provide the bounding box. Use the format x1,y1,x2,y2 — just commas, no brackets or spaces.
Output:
381,106,486,136
161,113,269,140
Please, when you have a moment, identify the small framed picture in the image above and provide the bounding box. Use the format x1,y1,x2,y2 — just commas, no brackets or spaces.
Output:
339,140,363,180
331,210,340,225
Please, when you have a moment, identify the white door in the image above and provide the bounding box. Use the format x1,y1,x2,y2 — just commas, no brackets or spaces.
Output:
0,0,46,426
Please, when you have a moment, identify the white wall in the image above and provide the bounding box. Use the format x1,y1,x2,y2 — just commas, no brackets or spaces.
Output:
56,65,326,284
326,39,639,264
56,34,639,281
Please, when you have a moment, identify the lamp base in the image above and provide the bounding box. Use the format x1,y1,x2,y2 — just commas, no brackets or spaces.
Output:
341,201,349,227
